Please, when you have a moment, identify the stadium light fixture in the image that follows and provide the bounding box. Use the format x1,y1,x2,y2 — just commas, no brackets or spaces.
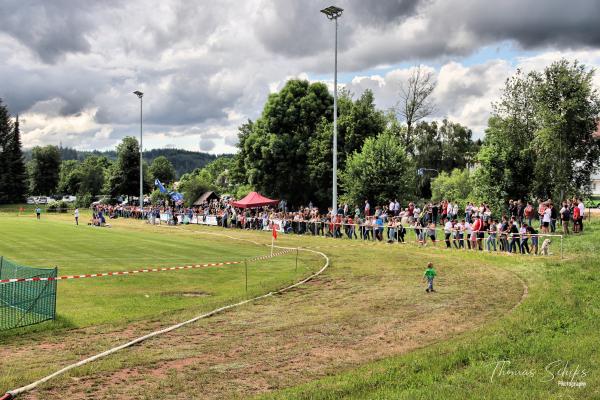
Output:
320,5,343,215
133,91,144,209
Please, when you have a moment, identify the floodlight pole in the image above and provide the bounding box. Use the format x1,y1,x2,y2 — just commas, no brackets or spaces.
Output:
134,91,144,210
321,6,343,216
333,14,338,216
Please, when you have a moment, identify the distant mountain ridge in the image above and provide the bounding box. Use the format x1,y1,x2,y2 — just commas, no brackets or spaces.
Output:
24,147,226,178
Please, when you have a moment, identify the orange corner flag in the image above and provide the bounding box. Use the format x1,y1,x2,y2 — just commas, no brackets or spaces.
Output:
272,224,278,240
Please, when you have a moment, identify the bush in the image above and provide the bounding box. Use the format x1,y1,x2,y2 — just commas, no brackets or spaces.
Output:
430,168,474,203
234,184,254,200
150,189,170,205
75,193,93,208
47,200,69,213
178,170,216,206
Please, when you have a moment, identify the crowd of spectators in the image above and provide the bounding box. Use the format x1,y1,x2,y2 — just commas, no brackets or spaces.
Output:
92,195,587,255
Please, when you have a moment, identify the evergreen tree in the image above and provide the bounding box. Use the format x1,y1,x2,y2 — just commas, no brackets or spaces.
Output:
5,115,28,202
0,99,12,203
107,137,151,198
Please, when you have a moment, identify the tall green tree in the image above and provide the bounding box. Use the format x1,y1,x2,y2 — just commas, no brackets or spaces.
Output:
307,89,386,206
237,79,333,206
78,156,108,197
5,115,27,202
229,120,253,186
474,69,538,209
531,59,600,199
107,137,151,198
413,119,478,198
29,145,61,195
341,132,415,207
474,60,600,206
57,160,81,194
149,155,176,184
202,156,234,192
0,103,28,203
0,100,11,203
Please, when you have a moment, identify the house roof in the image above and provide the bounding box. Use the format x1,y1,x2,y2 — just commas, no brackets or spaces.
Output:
192,191,219,205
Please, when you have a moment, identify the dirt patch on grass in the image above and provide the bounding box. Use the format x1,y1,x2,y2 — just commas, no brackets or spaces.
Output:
160,291,213,297
14,254,524,400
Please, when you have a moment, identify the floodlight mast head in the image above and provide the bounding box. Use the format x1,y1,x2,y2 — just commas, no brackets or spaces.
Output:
133,90,144,98
320,5,343,20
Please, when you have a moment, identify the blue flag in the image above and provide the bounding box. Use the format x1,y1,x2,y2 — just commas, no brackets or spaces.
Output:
155,179,167,193
170,192,184,202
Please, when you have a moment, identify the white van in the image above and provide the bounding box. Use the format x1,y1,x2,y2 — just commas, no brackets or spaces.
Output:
62,195,77,203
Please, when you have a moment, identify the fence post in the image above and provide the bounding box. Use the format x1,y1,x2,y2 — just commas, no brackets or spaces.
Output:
0,256,3,278
295,247,299,273
560,235,564,260
244,259,248,297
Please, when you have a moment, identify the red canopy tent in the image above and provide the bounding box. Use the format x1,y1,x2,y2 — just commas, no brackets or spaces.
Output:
231,192,279,209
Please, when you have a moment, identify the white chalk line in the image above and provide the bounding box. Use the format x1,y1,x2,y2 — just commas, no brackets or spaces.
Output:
2,231,329,399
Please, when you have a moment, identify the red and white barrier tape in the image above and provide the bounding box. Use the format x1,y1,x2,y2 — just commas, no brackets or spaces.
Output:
0,242,328,400
0,250,293,284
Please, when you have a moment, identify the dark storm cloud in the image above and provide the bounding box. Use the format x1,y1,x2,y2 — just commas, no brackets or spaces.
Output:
455,0,600,50
253,0,422,58
0,0,119,63
4,0,600,151
345,0,421,26
255,0,600,72
0,62,109,115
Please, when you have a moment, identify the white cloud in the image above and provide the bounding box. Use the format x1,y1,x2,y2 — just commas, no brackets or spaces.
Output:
2,0,600,153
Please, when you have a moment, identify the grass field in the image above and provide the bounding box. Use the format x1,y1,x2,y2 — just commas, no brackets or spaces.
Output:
0,214,322,332
0,210,597,399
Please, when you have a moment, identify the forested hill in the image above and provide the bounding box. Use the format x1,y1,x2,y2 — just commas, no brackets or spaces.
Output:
24,147,222,178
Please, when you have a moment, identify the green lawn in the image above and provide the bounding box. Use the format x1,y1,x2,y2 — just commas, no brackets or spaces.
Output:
0,213,321,334
0,211,597,399
259,222,600,399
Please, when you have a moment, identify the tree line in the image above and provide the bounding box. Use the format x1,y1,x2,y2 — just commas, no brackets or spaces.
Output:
431,60,600,213
1,59,598,210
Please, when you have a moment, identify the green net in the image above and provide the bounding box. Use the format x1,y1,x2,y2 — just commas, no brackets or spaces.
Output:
0,257,57,331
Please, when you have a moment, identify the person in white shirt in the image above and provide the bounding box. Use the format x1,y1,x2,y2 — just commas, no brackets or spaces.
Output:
74,208,79,226
413,207,421,220
464,220,472,249
394,200,400,216
578,198,585,232
542,204,551,233
444,220,453,248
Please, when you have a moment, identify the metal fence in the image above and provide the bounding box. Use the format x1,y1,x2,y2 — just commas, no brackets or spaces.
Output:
0,257,57,331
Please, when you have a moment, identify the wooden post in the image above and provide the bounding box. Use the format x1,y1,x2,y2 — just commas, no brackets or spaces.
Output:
245,259,248,296
295,247,299,273
560,235,564,260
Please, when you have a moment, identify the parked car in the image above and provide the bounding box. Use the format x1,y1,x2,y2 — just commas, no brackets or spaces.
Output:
26,197,36,204
62,195,77,203
35,196,48,204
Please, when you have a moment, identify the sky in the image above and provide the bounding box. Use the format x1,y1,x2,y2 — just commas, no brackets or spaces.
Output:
2,0,600,154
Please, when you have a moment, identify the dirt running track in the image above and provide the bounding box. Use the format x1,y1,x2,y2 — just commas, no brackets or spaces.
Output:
4,245,525,400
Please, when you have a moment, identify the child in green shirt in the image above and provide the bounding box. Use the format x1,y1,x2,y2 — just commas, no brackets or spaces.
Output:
424,262,437,293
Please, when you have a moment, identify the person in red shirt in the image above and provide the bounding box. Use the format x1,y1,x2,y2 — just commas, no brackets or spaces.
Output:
524,201,534,226
573,205,581,234
472,215,483,250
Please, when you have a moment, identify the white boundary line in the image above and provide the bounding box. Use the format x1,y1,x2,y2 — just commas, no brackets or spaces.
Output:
1,240,329,399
